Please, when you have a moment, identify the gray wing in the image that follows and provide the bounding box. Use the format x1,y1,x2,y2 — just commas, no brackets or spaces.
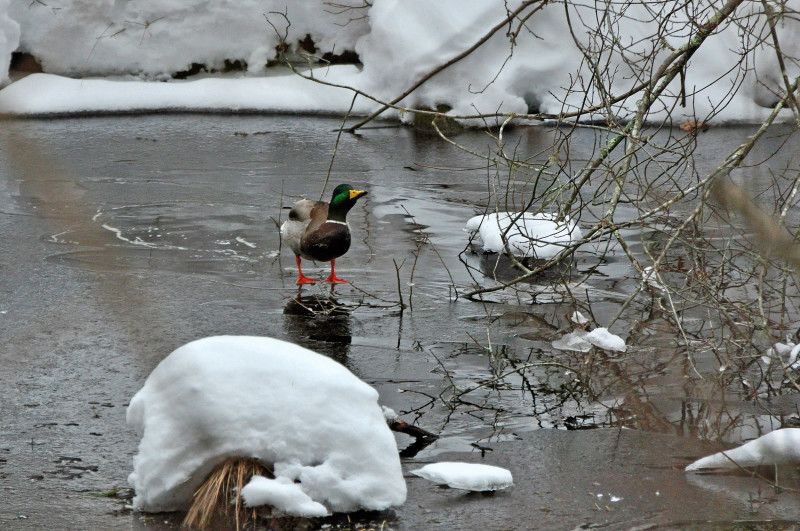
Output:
280,199,318,256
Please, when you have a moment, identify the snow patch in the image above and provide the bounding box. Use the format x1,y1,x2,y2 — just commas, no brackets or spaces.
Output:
552,327,626,353
411,462,513,492
382,406,399,422
127,336,406,513
686,429,800,471
585,328,627,352
464,212,582,259
241,476,329,517
761,339,800,370
570,311,589,325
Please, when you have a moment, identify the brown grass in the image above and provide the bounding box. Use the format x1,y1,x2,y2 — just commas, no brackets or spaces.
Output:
182,457,273,530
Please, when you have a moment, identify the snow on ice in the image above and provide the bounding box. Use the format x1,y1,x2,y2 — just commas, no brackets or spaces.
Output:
686,428,800,471
411,462,513,491
1,0,800,124
552,327,627,353
464,212,582,259
126,336,406,514
761,339,800,370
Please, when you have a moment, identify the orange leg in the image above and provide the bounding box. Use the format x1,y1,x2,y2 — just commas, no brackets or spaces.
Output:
322,259,349,284
295,256,316,285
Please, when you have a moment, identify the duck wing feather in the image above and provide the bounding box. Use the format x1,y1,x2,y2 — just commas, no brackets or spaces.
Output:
281,199,321,256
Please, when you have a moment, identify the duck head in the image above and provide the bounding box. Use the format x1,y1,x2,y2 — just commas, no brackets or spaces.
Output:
328,184,368,222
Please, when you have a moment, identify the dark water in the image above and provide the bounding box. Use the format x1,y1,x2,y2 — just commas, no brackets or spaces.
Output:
1,115,799,530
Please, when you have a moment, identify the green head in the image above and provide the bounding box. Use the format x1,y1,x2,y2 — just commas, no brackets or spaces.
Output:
328,184,368,222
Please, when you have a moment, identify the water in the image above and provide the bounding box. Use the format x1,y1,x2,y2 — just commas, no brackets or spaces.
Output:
1,115,799,529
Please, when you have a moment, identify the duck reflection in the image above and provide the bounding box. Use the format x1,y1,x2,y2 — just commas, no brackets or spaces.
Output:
283,290,353,363
475,252,578,284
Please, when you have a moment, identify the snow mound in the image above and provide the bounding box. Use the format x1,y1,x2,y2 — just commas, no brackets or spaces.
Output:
686,429,800,471
127,336,406,513
552,327,626,353
0,0,20,86
241,476,329,517
464,212,582,259
411,462,513,492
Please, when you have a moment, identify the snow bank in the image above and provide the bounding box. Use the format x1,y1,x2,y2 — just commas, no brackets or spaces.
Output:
9,1,368,77
411,462,513,491
127,336,406,514
686,428,800,471
0,69,372,116
2,0,799,123
0,0,20,86
360,0,800,124
464,212,582,259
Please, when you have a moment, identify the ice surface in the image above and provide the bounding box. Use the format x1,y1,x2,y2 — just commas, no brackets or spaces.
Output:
411,462,513,491
464,212,582,259
127,336,406,513
552,330,592,353
686,428,800,471
241,476,329,517
3,0,800,123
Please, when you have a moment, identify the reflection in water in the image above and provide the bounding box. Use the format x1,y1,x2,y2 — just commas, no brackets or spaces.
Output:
472,251,580,285
685,467,800,514
283,291,353,363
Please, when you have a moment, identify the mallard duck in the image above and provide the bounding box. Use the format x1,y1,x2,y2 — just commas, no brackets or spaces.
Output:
281,184,368,285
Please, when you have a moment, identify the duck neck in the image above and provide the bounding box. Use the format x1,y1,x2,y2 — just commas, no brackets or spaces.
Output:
327,204,351,224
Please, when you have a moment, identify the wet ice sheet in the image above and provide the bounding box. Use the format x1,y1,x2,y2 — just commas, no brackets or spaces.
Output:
2,115,800,529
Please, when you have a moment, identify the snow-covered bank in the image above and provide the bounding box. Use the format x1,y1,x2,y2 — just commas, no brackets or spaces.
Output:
8,1,368,78
0,0,20,86
127,336,406,514
0,69,373,116
2,0,799,123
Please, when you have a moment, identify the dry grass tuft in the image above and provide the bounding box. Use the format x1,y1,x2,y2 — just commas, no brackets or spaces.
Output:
182,457,273,530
